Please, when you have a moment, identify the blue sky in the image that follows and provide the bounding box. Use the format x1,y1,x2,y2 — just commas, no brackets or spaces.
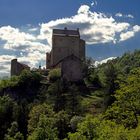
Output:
0,0,140,76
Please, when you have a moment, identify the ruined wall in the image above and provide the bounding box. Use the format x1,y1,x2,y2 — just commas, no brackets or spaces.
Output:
11,59,30,76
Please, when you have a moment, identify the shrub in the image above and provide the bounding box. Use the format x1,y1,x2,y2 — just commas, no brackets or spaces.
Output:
48,68,61,81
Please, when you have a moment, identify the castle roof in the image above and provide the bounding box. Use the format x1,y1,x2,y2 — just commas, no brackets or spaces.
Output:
53,28,80,37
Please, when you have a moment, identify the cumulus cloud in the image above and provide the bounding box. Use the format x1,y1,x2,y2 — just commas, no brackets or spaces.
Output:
0,26,35,47
0,55,15,65
78,5,90,14
0,55,15,76
18,50,46,67
0,26,50,52
120,25,140,41
39,5,138,45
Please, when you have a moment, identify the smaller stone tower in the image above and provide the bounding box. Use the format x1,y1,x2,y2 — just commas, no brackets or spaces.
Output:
11,59,30,76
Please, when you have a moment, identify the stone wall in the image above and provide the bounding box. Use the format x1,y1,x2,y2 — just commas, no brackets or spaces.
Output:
61,55,83,81
11,59,30,76
46,28,86,81
52,35,79,66
79,39,85,59
46,28,85,69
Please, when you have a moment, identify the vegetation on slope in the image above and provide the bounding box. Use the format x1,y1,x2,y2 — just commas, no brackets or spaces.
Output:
0,50,140,139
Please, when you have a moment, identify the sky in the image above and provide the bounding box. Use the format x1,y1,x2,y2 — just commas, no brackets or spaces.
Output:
0,0,140,77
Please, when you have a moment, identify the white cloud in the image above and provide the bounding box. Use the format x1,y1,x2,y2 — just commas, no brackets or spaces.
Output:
115,13,123,17
120,25,140,41
115,12,134,19
0,55,15,76
0,26,35,43
28,27,38,32
39,5,136,45
78,5,90,14
0,26,50,52
127,14,134,18
94,57,117,67
133,25,140,32
18,50,46,67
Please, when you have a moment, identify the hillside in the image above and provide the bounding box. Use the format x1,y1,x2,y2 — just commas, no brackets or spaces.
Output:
0,50,140,140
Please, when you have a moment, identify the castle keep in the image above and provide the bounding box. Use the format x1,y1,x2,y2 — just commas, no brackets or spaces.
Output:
46,28,85,81
46,28,85,68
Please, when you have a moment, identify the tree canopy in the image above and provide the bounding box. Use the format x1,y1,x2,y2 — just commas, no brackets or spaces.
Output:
0,50,140,139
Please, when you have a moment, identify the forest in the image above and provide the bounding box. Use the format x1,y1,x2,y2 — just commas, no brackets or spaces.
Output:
0,50,140,140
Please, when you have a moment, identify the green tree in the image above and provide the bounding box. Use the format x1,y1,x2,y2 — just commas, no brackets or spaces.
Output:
47,79,65,111
65,84,82,115
105,68,140,128
103,63,118,106
68,115,129,140
4,121,24,140
28,103,59,139
28,115,58,140
70,116,83,132
28,103,55,134
55,110,70,139
0,76,19,91
0,96,19,139
127,120,140,139
69,115,100,140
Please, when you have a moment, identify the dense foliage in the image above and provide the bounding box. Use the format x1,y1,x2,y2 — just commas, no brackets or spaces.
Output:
0,50,140,139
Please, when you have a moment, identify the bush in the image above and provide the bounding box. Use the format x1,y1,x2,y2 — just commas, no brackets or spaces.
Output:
48,68,61,81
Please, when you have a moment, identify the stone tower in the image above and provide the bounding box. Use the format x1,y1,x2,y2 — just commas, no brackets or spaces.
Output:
46,28,85,81
11,59,30,76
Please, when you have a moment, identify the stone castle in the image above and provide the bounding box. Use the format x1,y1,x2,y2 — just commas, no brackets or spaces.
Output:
11,28,85,81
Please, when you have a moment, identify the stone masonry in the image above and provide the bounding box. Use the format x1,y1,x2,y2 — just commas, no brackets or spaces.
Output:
46,28,85,81
11,59,30,76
